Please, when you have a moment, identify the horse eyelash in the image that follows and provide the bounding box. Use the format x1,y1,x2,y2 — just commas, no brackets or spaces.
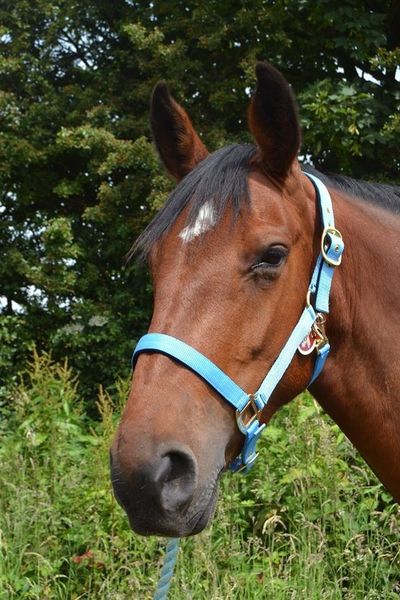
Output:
251,246,288,270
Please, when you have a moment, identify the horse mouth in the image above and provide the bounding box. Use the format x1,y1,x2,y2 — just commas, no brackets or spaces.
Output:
185,481,219,536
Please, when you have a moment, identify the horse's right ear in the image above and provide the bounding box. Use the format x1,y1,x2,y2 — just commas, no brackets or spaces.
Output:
151,83,209,181
248,62,301,180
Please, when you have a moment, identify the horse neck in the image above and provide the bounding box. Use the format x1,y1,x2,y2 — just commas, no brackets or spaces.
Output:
310,190,400,501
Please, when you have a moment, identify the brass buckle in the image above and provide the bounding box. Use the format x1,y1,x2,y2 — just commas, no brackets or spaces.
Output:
321,227,343,267
236,395,262,434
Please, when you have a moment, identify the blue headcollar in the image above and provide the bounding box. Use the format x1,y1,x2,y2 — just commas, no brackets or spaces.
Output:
132,173,344,473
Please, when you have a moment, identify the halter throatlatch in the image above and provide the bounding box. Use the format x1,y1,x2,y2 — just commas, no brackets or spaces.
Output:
132,174,344,473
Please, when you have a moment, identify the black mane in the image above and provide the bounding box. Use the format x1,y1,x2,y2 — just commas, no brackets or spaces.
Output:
302,165,400,214
132,143,400,260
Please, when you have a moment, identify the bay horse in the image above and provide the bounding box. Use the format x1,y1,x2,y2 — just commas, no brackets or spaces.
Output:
111,62,400,538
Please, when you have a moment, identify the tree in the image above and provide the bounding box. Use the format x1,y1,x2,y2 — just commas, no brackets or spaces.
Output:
0,0,398,399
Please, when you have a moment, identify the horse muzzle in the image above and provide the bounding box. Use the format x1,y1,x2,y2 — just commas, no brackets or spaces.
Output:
110,443,218,536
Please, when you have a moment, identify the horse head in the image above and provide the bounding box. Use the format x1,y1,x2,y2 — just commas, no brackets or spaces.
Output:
110,63,328,536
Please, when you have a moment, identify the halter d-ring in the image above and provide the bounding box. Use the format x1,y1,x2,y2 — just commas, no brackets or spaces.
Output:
321,226,343,267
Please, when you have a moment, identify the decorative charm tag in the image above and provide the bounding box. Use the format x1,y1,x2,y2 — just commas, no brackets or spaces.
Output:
298,331,316,355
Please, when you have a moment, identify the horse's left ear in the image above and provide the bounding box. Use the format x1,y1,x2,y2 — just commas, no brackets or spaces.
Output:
248,62,301,180
151,82,209,181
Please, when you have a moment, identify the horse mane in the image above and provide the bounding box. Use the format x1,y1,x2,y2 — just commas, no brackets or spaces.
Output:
302,165,400,215
131,143,400,260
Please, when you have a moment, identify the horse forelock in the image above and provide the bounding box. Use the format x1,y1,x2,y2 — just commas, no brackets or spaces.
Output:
129,143,257,260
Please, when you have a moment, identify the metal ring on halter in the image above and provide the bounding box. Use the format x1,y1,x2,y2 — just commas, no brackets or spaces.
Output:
235,394,263,435
321,227,343,267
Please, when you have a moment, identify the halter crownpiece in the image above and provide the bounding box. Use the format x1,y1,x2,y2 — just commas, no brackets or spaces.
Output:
132,173,344,473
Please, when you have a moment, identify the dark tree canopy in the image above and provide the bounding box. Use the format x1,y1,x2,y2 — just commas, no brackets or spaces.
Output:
0,0,398,400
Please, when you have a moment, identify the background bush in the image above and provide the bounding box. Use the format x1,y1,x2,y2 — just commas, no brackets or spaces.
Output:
0,0,399,397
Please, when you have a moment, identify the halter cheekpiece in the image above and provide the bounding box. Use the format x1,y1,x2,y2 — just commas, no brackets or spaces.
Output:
132,173,344,473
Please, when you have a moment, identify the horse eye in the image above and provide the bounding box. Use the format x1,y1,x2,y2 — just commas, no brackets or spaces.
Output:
251,246,288,270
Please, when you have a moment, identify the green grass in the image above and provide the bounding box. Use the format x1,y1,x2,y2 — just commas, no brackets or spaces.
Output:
0,353,399,599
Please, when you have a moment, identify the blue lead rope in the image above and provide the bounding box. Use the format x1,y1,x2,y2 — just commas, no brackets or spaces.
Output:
153,538,180,600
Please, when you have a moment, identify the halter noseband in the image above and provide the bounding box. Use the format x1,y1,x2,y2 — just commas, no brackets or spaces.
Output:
132,173,344,473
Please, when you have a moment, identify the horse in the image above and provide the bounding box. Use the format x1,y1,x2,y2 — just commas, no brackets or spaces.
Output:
110,62,400,538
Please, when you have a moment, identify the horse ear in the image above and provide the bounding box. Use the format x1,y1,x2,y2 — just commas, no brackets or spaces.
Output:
248,62,301,180
151,83,209,181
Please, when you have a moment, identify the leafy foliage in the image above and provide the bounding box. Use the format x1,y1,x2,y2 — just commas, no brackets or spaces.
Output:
0,0,399,397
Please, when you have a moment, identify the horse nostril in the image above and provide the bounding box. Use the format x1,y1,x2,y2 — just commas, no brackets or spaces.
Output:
110,444,198,534
158,450,197,512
